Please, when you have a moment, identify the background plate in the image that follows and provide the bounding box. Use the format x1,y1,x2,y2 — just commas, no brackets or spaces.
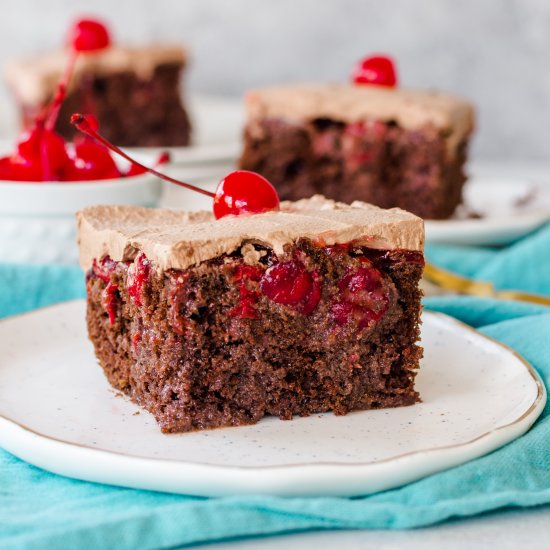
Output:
0,301,545,497
425,175,550,245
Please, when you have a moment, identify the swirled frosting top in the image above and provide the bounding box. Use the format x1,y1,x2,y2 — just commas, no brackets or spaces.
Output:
77,196,424,272
245,83,474,149
5,44,186,104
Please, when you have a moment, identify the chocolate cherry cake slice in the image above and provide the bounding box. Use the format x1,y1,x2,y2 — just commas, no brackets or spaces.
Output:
5,42,191,147
239,83,475,219
77,197,424,433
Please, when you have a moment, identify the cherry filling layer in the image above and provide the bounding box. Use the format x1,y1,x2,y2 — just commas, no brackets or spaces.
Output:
127,253,151,307
91,257,119,324
261,117,392,175
229,264,263,319
331,264,389,328
89,243,423,334
260,260,322,316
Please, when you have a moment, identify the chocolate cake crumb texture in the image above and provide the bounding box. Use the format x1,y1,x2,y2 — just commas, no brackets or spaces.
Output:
80,200,424,433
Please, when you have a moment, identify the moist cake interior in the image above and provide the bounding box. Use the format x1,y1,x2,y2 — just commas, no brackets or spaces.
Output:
79,199,424,432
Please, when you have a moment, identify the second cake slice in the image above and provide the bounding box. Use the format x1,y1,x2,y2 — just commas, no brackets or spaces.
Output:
239,84,475,219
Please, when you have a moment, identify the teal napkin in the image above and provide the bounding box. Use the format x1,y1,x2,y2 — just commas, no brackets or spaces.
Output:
1,226,549,549
426,223,550,295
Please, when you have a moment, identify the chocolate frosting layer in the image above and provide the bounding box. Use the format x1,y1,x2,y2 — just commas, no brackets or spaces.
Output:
77,196,424,272
5,44,186,105
245,83,474,152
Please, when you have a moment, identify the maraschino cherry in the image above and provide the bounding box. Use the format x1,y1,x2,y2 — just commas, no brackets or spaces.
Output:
0,119,71,181
0,17,125,182
71,113,280,219
213,170,279,218
352,55,398,87
69,18,111,52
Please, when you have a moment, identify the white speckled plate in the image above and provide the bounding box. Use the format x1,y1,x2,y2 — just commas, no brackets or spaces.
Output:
425,176,550,246
0,301,545,497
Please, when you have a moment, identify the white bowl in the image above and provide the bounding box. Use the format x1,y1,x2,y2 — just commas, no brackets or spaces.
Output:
0,172,161,264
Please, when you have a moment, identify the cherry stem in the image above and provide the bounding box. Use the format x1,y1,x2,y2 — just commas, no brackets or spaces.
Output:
41,50,78,179
70,113,216,197
46,50,78,131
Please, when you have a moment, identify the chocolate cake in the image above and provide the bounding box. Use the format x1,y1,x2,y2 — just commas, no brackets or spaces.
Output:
5,45,191,147
239,84,475,219
77,197,424,433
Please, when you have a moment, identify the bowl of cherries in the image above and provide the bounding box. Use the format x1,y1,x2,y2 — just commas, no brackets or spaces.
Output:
0,19,162,264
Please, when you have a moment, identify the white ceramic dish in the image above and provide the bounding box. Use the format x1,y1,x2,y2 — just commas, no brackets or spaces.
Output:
0,301,545,498
0,157,160,264
425,176,550,246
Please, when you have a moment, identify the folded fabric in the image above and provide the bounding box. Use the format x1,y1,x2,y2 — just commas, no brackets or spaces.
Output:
0,264,549,550
426,223,550,295
0,262,85,319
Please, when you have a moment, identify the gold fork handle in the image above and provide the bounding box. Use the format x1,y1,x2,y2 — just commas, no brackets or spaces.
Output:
424,262,550,307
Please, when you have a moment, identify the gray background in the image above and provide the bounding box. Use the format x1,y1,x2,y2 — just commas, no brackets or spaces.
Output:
0,0,548,160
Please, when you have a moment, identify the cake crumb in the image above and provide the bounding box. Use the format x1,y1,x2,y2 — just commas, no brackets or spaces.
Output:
241,243,266,265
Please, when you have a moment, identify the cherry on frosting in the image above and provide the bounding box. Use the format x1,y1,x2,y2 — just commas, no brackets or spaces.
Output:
213,171,280,219
71,113,281,219
352,55,398,87
69,18,111,52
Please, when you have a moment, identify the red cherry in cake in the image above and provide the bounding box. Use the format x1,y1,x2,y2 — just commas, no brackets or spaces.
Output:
229,264,264,319
213,171,280,219
92,256,117,282
331,301,354,326
69,18,111,52
127,253,151,307
260,261,322,315
102,282,119,325
332,264,389,328
352,55,398,87
339,266,385,306
71,113,281,218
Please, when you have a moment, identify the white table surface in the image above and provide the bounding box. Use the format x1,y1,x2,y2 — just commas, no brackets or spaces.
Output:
195,506,550,549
